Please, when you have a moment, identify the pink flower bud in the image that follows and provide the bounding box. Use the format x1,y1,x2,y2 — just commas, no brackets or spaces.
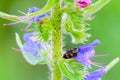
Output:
74,0,91,8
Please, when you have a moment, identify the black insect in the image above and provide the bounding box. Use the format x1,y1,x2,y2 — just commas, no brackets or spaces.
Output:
63,48,78,59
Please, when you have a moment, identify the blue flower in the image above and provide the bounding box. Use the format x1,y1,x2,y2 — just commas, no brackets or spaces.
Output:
28,7,46,22
74,40,101,68
84,67,106,80
16,31,52,65
23,31,43,56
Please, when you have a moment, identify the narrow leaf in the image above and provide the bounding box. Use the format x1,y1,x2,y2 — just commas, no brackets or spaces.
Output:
28,0,59,17
0,12,21,21
84,0,111,17
64,15,90,43
67,9,84,30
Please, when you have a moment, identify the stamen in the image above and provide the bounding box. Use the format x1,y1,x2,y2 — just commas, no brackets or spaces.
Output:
89,61,103,67
94,54,109,57
17,16,27,18
91,61,104,65
22,20,33,31
12,48,21,52
18,10,27,15
3,20,27,26
7,15,27,19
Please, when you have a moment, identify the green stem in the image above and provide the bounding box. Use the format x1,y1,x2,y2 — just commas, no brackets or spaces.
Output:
51,4,63,80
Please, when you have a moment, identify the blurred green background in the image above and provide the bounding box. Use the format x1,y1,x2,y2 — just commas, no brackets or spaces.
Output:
0,0,120,80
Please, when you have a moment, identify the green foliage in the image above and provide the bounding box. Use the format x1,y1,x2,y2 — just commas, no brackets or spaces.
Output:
58,59,88,80
67,9,83,30
38,18,53,42
63,13,90,43
61,2,91,44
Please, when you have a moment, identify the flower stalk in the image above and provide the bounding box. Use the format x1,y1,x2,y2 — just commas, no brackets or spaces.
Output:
51,4,63,80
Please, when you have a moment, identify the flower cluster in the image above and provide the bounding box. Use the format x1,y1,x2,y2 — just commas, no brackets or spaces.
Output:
15,1,117,80
0,0,118,80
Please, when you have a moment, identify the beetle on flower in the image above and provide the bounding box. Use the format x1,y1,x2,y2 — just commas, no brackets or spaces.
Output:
74,40,102,68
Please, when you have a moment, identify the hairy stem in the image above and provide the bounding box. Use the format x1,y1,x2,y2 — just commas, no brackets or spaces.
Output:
51,4,63,80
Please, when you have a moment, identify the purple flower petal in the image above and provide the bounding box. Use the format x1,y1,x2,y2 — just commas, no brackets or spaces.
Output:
23,31,43,56
74,0,92,8
84,67,106,80
74,40,100,68
28,7,46,22
23,31,38,41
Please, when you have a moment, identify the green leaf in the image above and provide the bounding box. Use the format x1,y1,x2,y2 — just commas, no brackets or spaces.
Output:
68,10,84,30
67,60,88,79
83,0,111,17
67,29,90,43
58,59,88,80
0,12,21,21
28,0,59,17
15,33,45,65
38,18,53,42
64,14,90,43
58,59,80,80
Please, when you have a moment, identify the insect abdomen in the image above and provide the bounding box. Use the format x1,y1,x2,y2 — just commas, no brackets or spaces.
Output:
63,48,78,59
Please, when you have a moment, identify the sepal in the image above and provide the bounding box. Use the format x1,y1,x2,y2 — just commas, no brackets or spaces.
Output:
58,59,88,80
15,33,48,65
